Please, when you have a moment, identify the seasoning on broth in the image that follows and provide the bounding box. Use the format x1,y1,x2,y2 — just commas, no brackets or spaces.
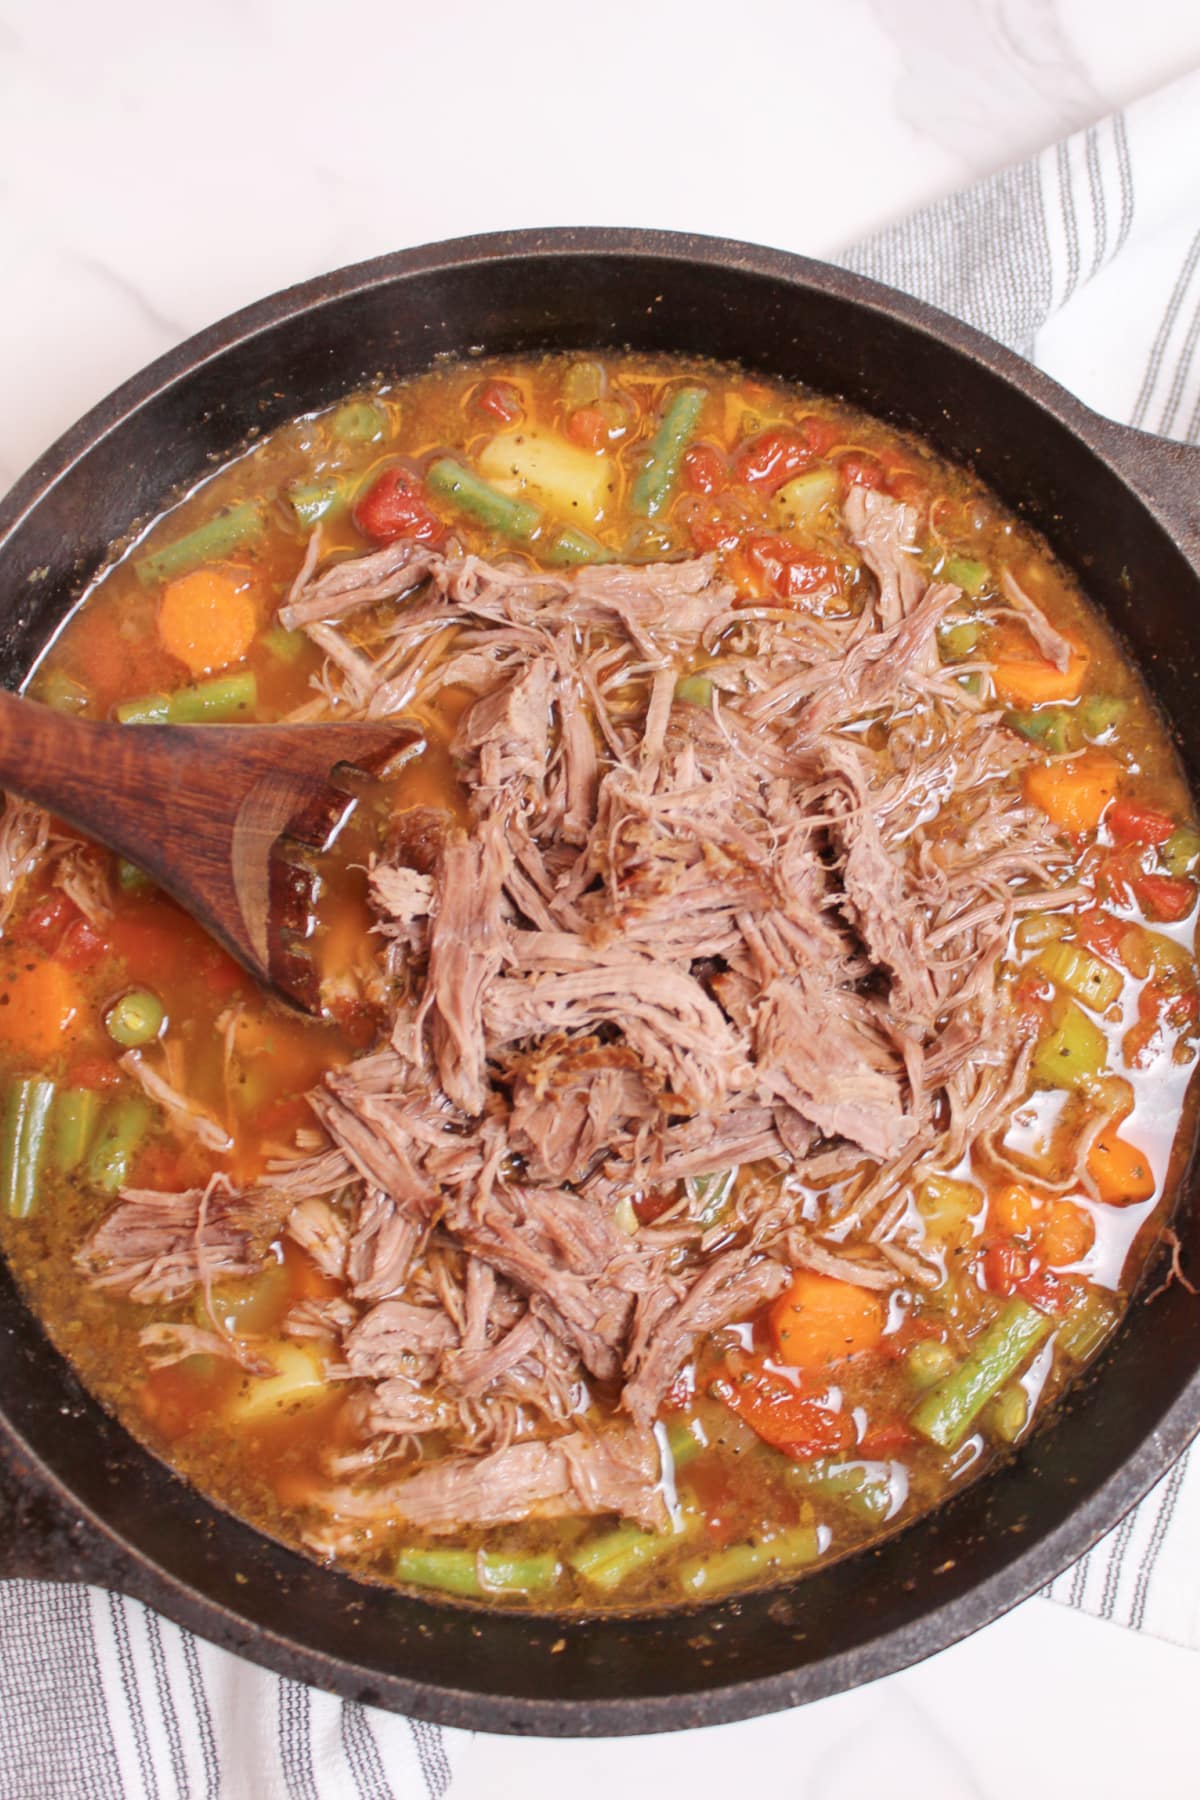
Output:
1,352,1197,1611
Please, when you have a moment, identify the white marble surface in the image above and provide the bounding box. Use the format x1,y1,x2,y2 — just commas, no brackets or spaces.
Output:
3,0,1200,1793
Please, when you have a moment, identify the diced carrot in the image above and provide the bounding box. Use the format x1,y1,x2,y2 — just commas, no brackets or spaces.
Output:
1107,799,1176,846
990,1182,1041,1237
0,953,87,1059
994,642,1090,707
1039,1200,1095,1267
158,566,258,678
770,1269,885,1369
1087,1127,1156,1204
1023,752,1121,835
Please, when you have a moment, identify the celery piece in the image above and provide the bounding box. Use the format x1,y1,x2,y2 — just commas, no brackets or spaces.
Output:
1078,694,1128,741
1056,1288,1121,1363
562,361,605,409
331,400,387,444
85,1096,154,1194
788,1458,892,1524
395,1546,560,1599
40,670,91,715
117,671,257,726
631,387,707,518
49,1088,103,1176
910,1299,1052,1449
1015,911,1069,952
938,618,983,662
116,858,152,895
771,467,839,530
134,501,264,587
679,1524,821,1597
1032,940,1122,1013
943,555,990,596
693,1167,737,1228
261,625,309,665
917,1173,981,1241
1162,827,1200,879
665,1418,706,1470
675,673,713,708
1006,708,1072,756
543,525,615,566
1031,995,1108,1090
1,1079,56,1220
426,457,540,541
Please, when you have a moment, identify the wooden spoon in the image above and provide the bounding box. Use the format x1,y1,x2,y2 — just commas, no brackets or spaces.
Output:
0,690,421,1012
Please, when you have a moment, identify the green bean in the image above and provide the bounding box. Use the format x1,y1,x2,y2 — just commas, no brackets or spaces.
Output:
116,671,258,726
1032,941,1122,1013
331,400,387,444
568,1522,683,1593
905,1339,957,1391
286,478,351,531
261,625,309,665
1078,693,1128,741
1,1079,56,1219
692,1166,737,1228
134,501,264,587
1005,708,1073,756
942,555,990,596
1162,827,1200,879
631,387,707,519
910,1298,1052,1449
788,1458,893,1524
1056,1288,1121,1363
542,525,615,566
426,457,540,540
394,1546,560,1598
1031,995,1107,1090
679,1523,820,1597
105,990,165,1048
675,673,713,707
85,1096,154,1194
50,1087,103,1175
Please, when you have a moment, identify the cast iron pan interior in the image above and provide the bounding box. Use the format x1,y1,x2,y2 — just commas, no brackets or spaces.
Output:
1,229,1199,1734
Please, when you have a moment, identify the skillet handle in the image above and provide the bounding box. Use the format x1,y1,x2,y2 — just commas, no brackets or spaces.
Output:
0,1418,118,1587
1092,419,1200,564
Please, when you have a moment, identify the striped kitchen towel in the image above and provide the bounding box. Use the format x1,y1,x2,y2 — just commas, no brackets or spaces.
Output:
3,59,1200,1800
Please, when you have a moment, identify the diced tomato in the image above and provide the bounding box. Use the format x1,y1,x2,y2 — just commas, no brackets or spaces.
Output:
1133,871,1195,923
58,918,109,970
984,1241,1031,1295
686,500,745,556
711,1359,854,1458
566,406,607,451
797,414,842,457
14,891,80,951
1017,1267,1073,1314
857,1419,915,1458
732,428,812,494
67,1055,123,1091
353,468,447,547
1074,907,1128,963
1108,799,1176,847
474,379,522,424
837,451,885,492
744,534,840,603
633,1186,678,1225
681,443,726,494
886,469,929,508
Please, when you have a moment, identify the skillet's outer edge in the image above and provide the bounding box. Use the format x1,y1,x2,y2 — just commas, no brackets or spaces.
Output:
2,227,1200,1736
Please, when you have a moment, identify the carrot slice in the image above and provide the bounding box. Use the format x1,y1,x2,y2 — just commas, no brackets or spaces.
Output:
158,566,258,677
1024,751,1121,834
0,954,87,1059
1087,1127,1156,1204
994,648,1089,707
770,1269,885,1369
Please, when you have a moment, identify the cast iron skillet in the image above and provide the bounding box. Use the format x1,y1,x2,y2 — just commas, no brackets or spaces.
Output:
1,228,1199,1736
